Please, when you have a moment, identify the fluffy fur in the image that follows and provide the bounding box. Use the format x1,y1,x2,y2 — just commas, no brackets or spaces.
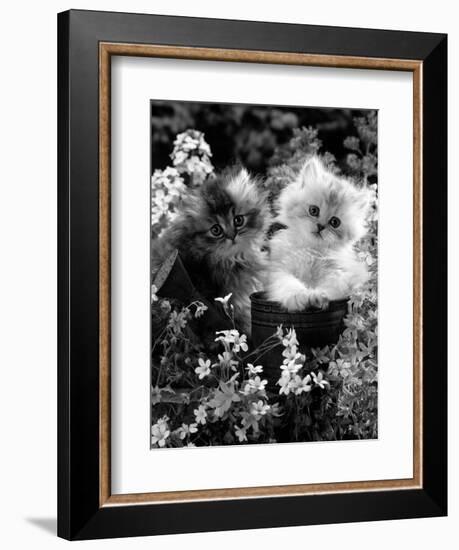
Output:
266,156,372,311
152,167,270,334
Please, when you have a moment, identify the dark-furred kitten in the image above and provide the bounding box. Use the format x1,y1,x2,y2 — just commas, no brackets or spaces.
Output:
152,167,270,335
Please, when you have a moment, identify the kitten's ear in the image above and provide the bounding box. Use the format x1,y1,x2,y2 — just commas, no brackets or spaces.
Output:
299,156,323,186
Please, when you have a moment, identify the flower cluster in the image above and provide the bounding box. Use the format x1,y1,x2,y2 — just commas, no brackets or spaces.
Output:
151,415,170,447
335,112,378,438
171,130,214,185
151,130,214,238
151,167,186,236
344,111,378,185
151,298,277,447
275,327,330,397
151,414,199,448
277,329,309,395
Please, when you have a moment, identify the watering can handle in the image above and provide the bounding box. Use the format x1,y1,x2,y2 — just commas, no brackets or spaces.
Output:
152,249,232,330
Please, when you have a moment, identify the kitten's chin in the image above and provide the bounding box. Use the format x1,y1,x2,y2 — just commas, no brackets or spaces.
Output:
211,240,261,267
298,231,323,249
303,232,339,252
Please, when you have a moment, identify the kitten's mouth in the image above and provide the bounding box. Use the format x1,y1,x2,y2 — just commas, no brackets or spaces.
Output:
313,231,323,239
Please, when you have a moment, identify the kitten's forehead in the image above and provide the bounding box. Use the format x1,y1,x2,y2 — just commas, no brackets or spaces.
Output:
201,168,260,212
305,178,350,211
324,183,347,210
201,177,233,216
225,168,260,211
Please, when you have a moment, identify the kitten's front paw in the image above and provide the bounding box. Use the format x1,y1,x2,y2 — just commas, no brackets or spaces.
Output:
282,289,329,312
282,290,310,312
307,289,329,310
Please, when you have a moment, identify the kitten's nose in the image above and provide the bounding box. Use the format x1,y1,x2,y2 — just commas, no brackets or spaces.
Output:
317,223,325,233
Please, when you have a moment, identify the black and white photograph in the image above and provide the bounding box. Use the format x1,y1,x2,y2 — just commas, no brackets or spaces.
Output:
150,100,378,448
0,0,453,545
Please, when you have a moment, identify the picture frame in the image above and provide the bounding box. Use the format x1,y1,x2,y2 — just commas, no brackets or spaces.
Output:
57,9,447,540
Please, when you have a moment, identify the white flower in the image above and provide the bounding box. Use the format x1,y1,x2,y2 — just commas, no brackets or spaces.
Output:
328,358,351,376
215,351,238,372
156,415,169,428
151,416,170,447
172,150,187,165
198,139,212,156
177,423,198,440
208,381,241,418
235,425,248,443
232,333,248,353
282,328,299,348
294,374,313,395
194,405,207,425
282,345,299,362
182,157,213,179
168,310,187,333
277,370,310,396
215,293,233,307
151,284,159,303
251,400,270,418
246,363,263,375
243,376,267,395
215,328,239,346
194,302,208,318
215,328,248,353
170,130,214,184
280,361,297,376
195,358,211,380
278,373,294,395
151,167,186,232
312,371,330,389
280,341,305,376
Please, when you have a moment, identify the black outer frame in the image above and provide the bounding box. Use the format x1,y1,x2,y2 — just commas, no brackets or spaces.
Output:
57,9,447,540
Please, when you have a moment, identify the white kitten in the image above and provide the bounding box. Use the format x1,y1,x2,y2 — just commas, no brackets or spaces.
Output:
266,156,373,311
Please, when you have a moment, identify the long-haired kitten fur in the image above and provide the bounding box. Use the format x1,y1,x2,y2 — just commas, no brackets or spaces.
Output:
266,155,373,311
152,167,270,335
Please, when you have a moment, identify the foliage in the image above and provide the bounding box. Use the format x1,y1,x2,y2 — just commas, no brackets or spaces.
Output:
263,126,338,206
151,291,334,447
332,110,378,439
151,110,378,446
262,112,379,439
343,110,378,185
151,102,371,175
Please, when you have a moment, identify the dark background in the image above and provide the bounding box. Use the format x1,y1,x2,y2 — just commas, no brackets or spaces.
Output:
150,101,373,176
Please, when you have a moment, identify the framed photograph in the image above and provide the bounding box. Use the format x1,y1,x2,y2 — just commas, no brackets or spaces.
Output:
58,9,447,540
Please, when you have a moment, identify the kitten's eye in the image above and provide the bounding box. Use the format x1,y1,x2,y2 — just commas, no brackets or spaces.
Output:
210,224,223,237
309,205,320,217
233,215,245,228
329,216,341,229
